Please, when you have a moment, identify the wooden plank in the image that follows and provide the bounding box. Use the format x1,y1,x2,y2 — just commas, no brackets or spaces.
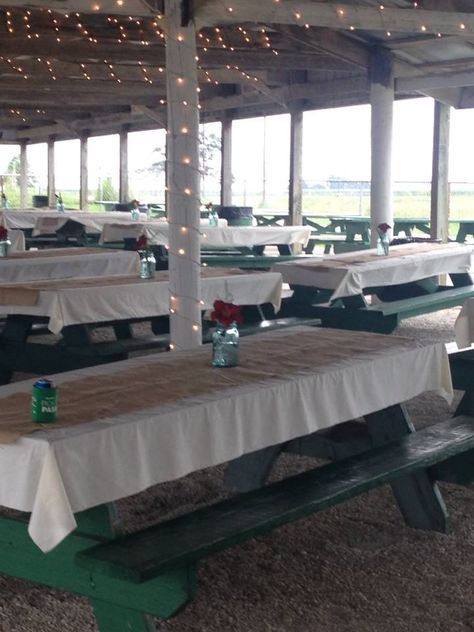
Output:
76,415,474,583
367,285,474,317
364,405,448,532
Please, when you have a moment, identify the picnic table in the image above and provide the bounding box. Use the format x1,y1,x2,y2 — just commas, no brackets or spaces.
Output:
0,326,472,631
0,247,140,282
99,221,311,255
0,268,282,381
274,242,474,333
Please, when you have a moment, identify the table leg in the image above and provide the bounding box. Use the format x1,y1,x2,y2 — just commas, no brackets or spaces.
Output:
0,315,35,384
91,600,155,632
0,506,194,630
223,443,286,492
364,404,449,532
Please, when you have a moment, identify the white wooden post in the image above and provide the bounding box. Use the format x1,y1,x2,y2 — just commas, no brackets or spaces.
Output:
369,48,394,245
165,0,201,350
431,100,450,242
220,117,232,207
19,141,28,209
47,137,55,208
80,134,89,211
289,109,303,226
119,127,129,203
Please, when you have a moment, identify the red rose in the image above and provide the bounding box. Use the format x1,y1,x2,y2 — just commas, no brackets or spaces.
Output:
377,223,391,233
211,299,243,328
0,226,8,241
135,234,148,250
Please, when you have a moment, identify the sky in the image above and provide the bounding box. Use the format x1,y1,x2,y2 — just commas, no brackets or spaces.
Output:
1,96,474,195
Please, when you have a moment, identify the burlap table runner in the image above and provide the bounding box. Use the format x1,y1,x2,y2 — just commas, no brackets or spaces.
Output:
299,243,464,272
0,328,416,443
3,247,119,260
0,267,265,306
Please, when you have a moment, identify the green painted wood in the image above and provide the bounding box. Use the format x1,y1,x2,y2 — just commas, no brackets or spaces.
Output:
0,515,195,619
76,415,474,584
365,285,474,318
91,599,155,632
364,405,448,532
311,304,399,333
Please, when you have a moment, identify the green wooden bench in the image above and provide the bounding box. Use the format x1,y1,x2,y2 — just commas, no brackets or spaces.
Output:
310,284,474,333
76,414,474,588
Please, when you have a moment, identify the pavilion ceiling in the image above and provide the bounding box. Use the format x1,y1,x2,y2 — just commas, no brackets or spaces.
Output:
0,0,473,143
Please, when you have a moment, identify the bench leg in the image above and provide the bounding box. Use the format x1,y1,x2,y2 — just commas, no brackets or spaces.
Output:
223,443,285,492
91,600,155,632
364,404,449,533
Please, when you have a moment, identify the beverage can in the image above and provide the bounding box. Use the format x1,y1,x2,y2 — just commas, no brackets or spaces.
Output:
31,378,58,423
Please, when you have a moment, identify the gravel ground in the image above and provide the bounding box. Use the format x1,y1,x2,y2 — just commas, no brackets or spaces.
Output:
1,307,473,632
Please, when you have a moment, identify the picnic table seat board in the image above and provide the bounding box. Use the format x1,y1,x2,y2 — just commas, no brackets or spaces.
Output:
0,326,468,632
273,243,474,333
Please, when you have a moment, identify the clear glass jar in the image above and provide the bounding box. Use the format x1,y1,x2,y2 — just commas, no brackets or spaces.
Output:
209,210,219,226
0,240,10,257
131,208,140,221
212,323,240,367
377,234,390,256
139,250,156,278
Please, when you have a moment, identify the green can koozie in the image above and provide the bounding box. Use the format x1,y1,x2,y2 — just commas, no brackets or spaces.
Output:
31,378,58,423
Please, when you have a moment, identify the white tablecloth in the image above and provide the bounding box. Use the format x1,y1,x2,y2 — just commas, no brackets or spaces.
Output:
32,211,149,236
0,248,140,282
9,230,25,253
100,222,311,248
273,243,474,301
0,270,282,333
0,327,452,552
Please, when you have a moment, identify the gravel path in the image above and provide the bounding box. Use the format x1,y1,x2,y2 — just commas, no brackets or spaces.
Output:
1,307,473,632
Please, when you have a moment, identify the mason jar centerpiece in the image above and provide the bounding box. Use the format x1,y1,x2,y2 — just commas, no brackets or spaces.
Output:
211,299,243,368
0,226,11,257
135,234,156,279
376,222,391,256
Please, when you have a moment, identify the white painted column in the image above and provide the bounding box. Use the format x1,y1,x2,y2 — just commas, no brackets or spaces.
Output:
80,134,89,211
369,49,394,245
47,137,55,208
289,109,303,226
119,127,129,203
165,0,201,350
220,118,232,207
19,141,28,209
431,100,450,242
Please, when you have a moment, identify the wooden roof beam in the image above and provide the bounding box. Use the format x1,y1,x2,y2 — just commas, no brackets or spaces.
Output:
195,1,474,37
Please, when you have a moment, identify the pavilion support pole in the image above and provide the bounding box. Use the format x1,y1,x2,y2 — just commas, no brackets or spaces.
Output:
165,0,201,350
47,136,55,209
430,101,450,242
220,117,232,207
369,47,394,246
80,134,89,211
289,109,303,227
119,127,129,204
19,141,27,209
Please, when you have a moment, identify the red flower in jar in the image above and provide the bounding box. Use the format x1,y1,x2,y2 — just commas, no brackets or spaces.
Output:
135,234,148,251
211,300,243,328
0,226,8,241
377,223,391,234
